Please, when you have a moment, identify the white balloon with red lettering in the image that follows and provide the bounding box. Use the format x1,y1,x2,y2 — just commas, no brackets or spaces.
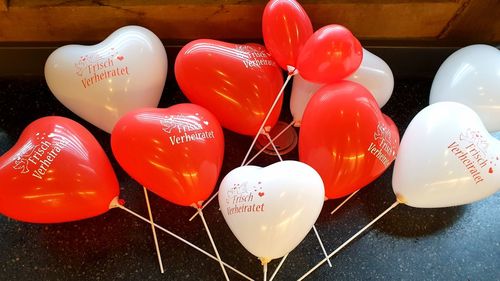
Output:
218,160,324,262
290,48,393,125
429,44,500,132
393,102,500,208
45,25,167,133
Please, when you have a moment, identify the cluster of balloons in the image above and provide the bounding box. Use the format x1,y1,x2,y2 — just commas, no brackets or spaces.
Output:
0,1,499,278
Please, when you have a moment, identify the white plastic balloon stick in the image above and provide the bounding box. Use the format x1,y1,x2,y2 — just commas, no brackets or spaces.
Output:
298,201,400,281
241,71,296,166
196,207,230,281
188,121,295,222
142,187,165,273
263,263,268,281
112,202,254,281
330,190,360,215
262,132,283,161
312,225,332,267
246,121,295,166
269,254,288,281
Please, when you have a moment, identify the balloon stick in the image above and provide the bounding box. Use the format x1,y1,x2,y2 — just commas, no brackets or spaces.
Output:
189,120,294,222
312,225,332,267
241,72,295,166
263,132,283,161
196,207,230,281
330,190,359,215
263,263,268,281
297,201,400,281
112,202,254,281
142,187,165,273
245,121,295,166
269,254,288,281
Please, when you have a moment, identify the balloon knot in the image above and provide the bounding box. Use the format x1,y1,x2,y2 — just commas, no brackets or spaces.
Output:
118,199,126,206
259,257,271,265
286,65,298,76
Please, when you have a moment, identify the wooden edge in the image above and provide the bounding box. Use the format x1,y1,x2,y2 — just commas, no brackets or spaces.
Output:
0,0,7,12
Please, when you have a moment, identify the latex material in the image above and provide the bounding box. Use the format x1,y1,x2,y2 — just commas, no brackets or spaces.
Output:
429,44,500,132
299,81,400,199
111,104,224,207
218,161,324,262
393,102,500,208
262,0,313,70
175,39,284,136
45,25,168,133
296,24,363,84
290,48,394,125
0,116,119,223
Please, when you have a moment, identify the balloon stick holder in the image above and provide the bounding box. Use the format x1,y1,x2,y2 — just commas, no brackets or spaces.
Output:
108,198,253,281
297,200,401,280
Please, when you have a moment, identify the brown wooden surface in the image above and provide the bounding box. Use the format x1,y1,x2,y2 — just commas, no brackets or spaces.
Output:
439,0,500,42
0,0,498,43
0,0,7,12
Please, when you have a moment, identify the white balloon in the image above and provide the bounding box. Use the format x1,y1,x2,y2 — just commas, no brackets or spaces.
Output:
392,102,500,208
290,48,394,126
218,160,324,262
45,25,168,133
430,44,500,132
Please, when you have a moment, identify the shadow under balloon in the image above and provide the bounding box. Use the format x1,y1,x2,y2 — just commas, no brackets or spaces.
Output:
356,169,466,238
315,166,466,239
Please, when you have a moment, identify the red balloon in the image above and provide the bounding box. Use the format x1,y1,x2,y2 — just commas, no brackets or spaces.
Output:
175,39,284,136
0,117,119,223
262,0,313,70
297,24,363,84
111,104,224,207
299,81,400,199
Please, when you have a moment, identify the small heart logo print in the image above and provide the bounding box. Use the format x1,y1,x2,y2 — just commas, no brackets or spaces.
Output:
258,192,264,197
489,167,494,173
117,55,124,61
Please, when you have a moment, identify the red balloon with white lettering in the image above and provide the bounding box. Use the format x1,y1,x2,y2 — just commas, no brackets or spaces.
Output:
175,40,284,136
0,116,120,223
299,81,400,199
111,103,224,207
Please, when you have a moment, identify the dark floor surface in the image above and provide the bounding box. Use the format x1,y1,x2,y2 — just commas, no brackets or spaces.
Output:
0,75,499,281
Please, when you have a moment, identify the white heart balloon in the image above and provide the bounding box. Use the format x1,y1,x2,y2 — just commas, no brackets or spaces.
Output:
393,102,500,208
430,44,500,132
218,160,324,262
45,25,168,133
290,48,393,126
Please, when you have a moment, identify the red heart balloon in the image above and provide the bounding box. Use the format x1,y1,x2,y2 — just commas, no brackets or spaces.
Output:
175,39,284,136
111,103,224,207
262,0,313,70
297,24,363,84
0,117,119,223
299,81,400,199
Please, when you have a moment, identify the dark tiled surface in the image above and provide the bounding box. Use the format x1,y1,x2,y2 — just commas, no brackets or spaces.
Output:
0,75,499,281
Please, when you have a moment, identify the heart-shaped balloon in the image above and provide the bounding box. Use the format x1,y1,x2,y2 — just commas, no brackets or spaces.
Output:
0,117,119,223
393,102,500,208
262,0,313,70
290,48,394,125
430,45,500,132
111,103,224,207
296,24,363,84
299,81,400,199
175,40,284,136
45,25,168,133
218,160,324,262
